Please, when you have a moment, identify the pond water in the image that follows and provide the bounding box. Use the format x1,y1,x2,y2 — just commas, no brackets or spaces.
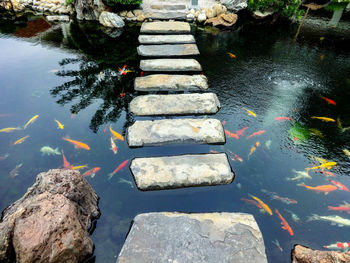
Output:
0,15,349,262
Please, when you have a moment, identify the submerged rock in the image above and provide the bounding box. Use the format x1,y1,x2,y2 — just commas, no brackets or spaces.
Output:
219,0,247,12
205,13,238,27
99,11,125,28
0,169,100,263
292,245,350,263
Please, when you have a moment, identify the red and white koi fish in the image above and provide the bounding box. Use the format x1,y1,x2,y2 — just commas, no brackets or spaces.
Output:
274,117,293,121
83,167,101,178
324,242,350,251
236,126,249,137
0,153,9,161
241,198,262,209
225,130,239,139
110,137,118,154
321,97,336,106
61,150,73,170
275,209,294,236
228,150,243,162
319,170,336,177
246,130,266,139
108,159,128,179
272,239,283,252
328,201,350,214
261,189,297,205
329,180,349,192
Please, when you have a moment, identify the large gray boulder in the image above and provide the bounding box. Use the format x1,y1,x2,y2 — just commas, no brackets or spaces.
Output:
0,169,100,263
219,0,247,12
99,11,125,28
75,0,106,20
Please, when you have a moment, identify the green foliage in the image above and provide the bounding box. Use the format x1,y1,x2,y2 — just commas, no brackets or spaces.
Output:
104,0,142,7
248,0,304,19
325,0,349,11
65,0,74,6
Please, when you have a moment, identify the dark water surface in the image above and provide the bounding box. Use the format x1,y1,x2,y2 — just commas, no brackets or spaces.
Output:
0,16,350,262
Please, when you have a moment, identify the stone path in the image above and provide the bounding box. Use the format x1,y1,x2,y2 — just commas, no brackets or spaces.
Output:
140,58,202,71
137,44,200,57
140,21,190,34
138,34,195,44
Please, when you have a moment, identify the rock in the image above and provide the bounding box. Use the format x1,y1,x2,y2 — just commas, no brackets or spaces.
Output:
205,13,238,27
140,58,202,72
10,0,24,12
292,245,350,263
136,14,146,22
46,15,70,22
126,10,134,18
197,13,206,22
101,27,123,38
127,118,225,147
138,34,195,44
212,3,227,16
129,93,221,116
99,11,125,28
137,44,200,57
219,0,247,12
75,0,105,20
134,74,208,91
0,169,100,263
119,10,127,17
186,13,195,21
133,9,142,16
140,21,191,34
205,7,215,19
116,212,267,263
130,153,234,190
253,10,273,19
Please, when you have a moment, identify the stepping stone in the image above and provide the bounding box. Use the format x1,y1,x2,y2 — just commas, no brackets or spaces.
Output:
137,44,199,57
143,11,188,20
130,153,234,190
140,59,202,72
127,118,225,147
116,212,267,263
140,21,190,34
134,74,208,91
150,4,187,10
138,35,195,44
129,93,221,116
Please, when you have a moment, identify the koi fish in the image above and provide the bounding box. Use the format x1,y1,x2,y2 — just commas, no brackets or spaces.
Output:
343,149,350,159
320,54,325,61
110,137,117,154
227,52,236,59
249,195,273,215
221,120,226,125
117,178,134,188
284,209,301,223
24,115,39,129
319,170,336,177
109,125,124,141
108,159,128,179
246,130,265,139
62,137,90,150
40,146,60,156
261,189,297,205
309,128,324,138
337,118,350,133
328,202,350,214
82,167,101,178
0,127,21,133
72,165,88,170
248,145,256,158
0,153,9,161
324,242,350,251
55,119,64,129
307,214,350,227
274,117,292,121
287,169,311,181
119,64,127,75
272,239,283,252
329,180,349,192
120,87,125,97
241,198,262,209
275,209,294,236
265,140,272,150
306,161,337,171
321,97,336,106
13,135,29,145
297,183,337,195
61,150,73,170
228,150,243,162
103,125,107,133
10,163,23,178
140,71,144,77
310,156,328,164
311,116,335,122
242,107,256,117
225,130,239,139
236,126,249,136
49,69,59,73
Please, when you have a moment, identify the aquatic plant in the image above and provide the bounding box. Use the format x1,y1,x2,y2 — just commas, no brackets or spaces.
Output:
289,122,310,143
248,0,305,19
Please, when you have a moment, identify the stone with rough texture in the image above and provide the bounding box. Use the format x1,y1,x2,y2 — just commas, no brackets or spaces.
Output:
205,13,238,27
99,11,125,28
140,59,202,72
129,93,221,116
137,44,199,57
143,11,188,20
197,13,207,22
0,169,100,263
75,0,105,20
127,118,225,147
116,212,267,263
140,21,190,34
46,15,69,22
292,245,350,263
134,74,208,91
130,153,234,190
219,0,247,12
138,34,195,44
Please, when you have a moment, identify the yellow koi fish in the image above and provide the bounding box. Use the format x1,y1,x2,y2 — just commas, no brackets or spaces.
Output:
55,119,64,129
24,115,39,129
248,146,256,158
311,116,335,122
109,125,124,141
14,135,29,145
306,161,337,171
343,149,350,159
310,155,328,164
0,127,22,133
243,107,256,117
249,195,273,215
72,165,88,170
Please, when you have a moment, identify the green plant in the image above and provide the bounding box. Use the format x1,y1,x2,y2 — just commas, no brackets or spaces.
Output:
325,0,350,26
104,0,142,7
248,0,304,19
65,0,74,6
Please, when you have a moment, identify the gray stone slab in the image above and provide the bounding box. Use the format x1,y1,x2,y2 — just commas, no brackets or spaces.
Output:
137,44,199,57
127,118,225,147
129,93,220,116
116,212,267,263
140,59,202,72
140,21,190,34
134,74,208,91
150,4,187,10
143,12,188,20
138,35,195,44
130,153,234,190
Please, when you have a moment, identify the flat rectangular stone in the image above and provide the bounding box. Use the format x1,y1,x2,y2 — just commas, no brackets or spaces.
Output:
129,93,220,116
138,35,195,44
143,12,188,20
140,59,202,72
116,212,267,263
137,44,199,57
150,4,187,10
134,74,208,91
140,21,190,34
130,153,234,190
127,118,225,147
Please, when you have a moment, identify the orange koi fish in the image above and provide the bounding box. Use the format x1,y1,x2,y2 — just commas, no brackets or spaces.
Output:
110,137,118,154
297,183,337,195
110,125,124,141
83,167,101,178
249,195,273,215
241,198,262,209
225,130,239,139
62,137,90,150
248,145,256,158
120,87,125,97
13,135,29,145
319,170,336,177
119,64,127,75
328,202,350,214
246,130,266,139
61,150,73,170
236,126,249,137
274,117,293,121
227,52,236,59
329,180,349,192
321,97,336,106
275,209,294,236
108,159,128,179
